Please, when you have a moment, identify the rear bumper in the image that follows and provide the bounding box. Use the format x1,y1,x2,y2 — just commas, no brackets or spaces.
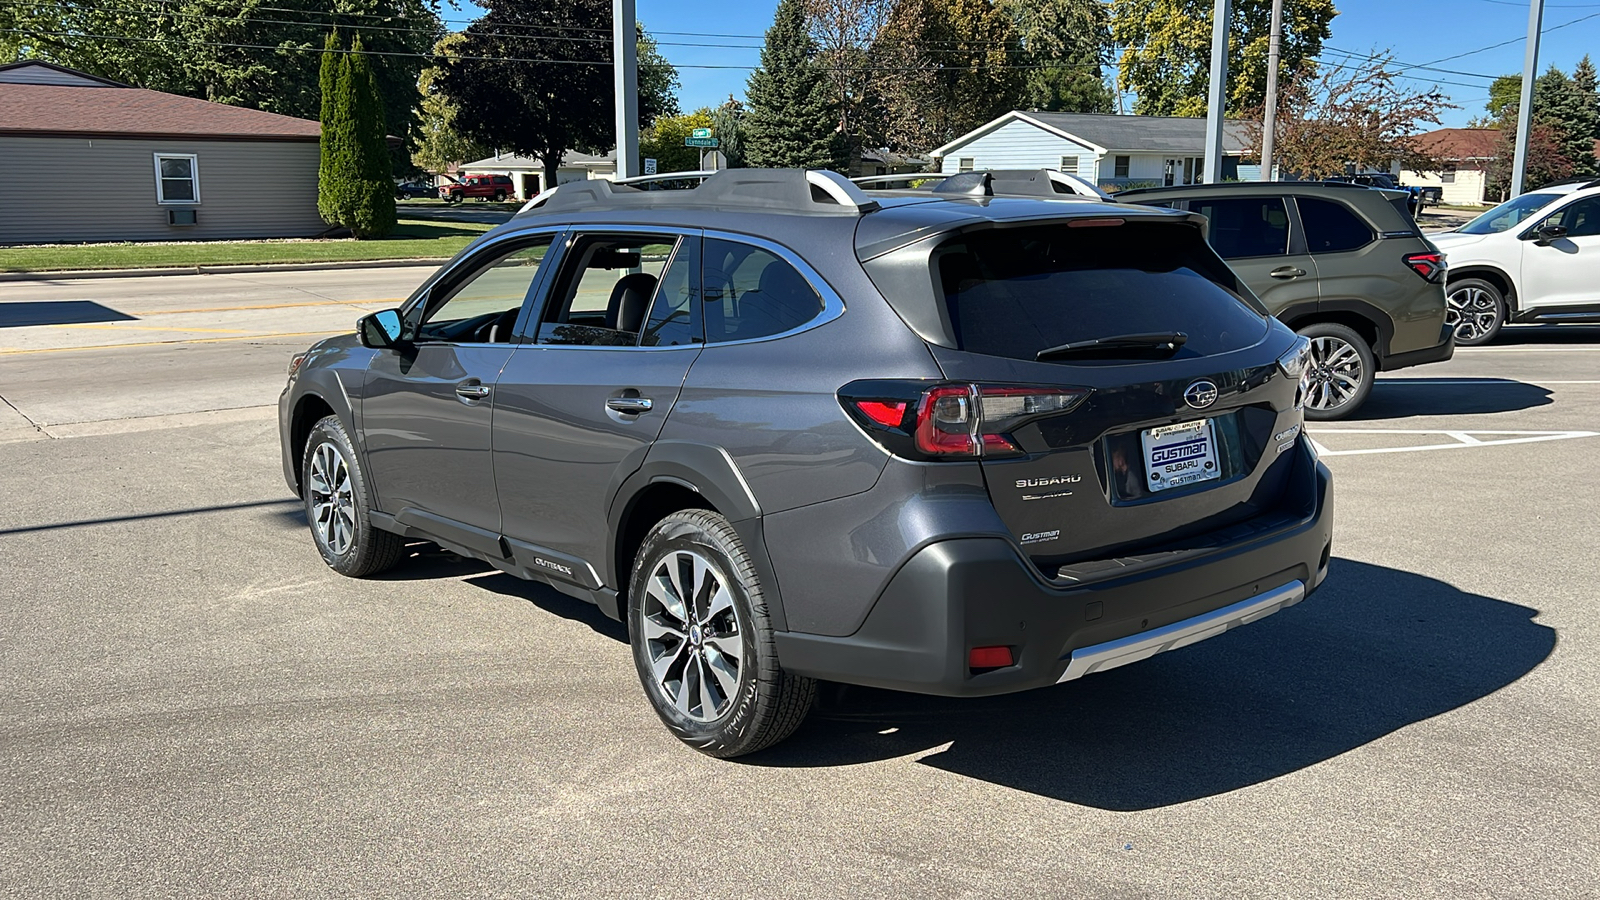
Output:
1380,326,1454,371
774,442,1333,697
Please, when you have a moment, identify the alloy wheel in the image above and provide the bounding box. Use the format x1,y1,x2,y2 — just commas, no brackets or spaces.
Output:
308,442,356,556
641,549,744,723
1446,285,1500,343
1304,335,1364,412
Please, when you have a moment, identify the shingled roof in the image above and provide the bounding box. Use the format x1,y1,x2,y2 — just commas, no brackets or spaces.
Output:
1409,128,1499,162
936,110,1253,157
0,62,320,142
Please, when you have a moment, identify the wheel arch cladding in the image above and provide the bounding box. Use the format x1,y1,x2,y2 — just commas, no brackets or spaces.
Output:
290,393,338,492
1286,308,1383,356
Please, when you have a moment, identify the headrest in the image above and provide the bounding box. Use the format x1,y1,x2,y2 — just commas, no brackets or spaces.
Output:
605,272,657,334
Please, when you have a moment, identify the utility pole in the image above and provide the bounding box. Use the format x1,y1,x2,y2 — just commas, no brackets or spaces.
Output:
1259,0,1284,181
613,0,638,180
1201,0,1231,183
1511,0,1545,197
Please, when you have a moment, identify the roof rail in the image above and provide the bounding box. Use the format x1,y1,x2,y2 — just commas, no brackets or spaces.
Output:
612,170,718,188
516,168,880,217
850,172,950,187
930,169,1112,201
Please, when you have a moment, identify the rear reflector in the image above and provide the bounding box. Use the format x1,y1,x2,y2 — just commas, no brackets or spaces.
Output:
969,646,1014,668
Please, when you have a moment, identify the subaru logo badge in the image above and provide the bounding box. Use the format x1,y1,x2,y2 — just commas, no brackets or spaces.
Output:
1184,380,1219,409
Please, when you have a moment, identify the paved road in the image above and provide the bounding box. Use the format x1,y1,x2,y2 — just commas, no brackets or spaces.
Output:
2,272,1598,897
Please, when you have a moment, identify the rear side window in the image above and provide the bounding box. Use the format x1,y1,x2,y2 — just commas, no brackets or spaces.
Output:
934,222,1268,362
1188,197,1290,259
703,239,824,343
1298,197,1373,253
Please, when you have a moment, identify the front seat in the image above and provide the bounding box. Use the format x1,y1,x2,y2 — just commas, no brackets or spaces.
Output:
604,272,658,337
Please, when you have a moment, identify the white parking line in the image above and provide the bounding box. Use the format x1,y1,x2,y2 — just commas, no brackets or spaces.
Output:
1306,429,1599,457
1375,379,1600,385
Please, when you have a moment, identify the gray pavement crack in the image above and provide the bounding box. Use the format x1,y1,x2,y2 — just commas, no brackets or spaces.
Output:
0,390,44,436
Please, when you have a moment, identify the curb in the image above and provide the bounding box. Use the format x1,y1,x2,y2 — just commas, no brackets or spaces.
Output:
0,256,450,283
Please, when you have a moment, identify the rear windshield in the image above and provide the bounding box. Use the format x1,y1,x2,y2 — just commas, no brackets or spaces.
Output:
932,222,1269,362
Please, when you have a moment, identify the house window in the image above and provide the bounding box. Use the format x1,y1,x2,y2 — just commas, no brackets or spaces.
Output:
154,153,199,204
1059,156,1079,175
958,157,975,173
1441,165,1457,184
1114,155,1130,179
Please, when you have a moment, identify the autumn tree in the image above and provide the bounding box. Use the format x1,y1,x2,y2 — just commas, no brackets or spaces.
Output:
640,110,716,173
438,0,679,188
1112,0,1337,117
744,0,845,169
804,0,893,150
412,33,487,175
1244,53,1450,179
999,0,1115,113
1486,120,1573,198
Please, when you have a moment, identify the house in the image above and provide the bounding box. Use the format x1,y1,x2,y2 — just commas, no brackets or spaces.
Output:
932,110,1252,189
853,147,932,179
1400,128,1498,206
0,61,326,243
458,150,618,200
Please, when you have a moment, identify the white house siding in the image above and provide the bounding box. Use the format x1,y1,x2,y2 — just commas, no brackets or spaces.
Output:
937,119,1096,176
0,136,323,243
1096,153,1175,186
1401,166,1489,206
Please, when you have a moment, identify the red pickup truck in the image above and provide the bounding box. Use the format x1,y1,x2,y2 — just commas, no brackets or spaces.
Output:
439,174,514,203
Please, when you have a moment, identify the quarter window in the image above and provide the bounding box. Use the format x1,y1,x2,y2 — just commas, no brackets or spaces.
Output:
153,153,199,204
703,239,825,343
1297,197,1373,253
414,238,553,343
1189,197,1291,259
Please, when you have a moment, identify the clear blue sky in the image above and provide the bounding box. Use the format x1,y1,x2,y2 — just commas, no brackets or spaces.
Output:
450,0,1600,129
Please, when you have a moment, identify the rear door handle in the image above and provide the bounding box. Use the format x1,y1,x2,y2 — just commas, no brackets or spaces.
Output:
606,397,653,414
1270,266,1307,279
455,381,491,401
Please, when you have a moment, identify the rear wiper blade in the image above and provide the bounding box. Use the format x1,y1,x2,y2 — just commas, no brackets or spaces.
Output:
1035,332,1188,362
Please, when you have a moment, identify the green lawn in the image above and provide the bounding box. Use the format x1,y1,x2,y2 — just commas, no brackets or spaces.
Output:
0,219,494,273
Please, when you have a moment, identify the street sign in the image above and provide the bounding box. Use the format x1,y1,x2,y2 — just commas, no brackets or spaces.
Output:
684,137,719,148
643,158,657,175
690,127,712,139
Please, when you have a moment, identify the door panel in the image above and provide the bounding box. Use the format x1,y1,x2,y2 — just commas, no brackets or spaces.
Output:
1519,196,1600,309
1187,195,1319,317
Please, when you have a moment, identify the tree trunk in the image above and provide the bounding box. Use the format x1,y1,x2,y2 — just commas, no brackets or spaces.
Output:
543,148,563,194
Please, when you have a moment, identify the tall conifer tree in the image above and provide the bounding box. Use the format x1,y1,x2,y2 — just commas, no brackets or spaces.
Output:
743,0,843,170
346,36,397,238
316,30,345,226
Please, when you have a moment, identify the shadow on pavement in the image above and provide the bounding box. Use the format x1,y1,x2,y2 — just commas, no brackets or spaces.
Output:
743,559,1552,810
0,300,135,328
1493,324,1600,345
1352,377,1553,419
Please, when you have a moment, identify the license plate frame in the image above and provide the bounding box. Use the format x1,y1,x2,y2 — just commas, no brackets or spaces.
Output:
1141,418,1221,492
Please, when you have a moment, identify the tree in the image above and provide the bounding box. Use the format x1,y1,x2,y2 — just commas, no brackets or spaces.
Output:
999,0,1115,113
1486,75,1521,118
1534,65,1598,176
1576,55,1599,144
640,110,716,174
439,0,679,188
1243,53,1450,179
1111,0,1337,117
637,26,683,124
744,0,845,170
803,0,893,153
412,33,487,174
708,97,749,168
345,36,397,238
1486,118,1572,198
318,30,347,226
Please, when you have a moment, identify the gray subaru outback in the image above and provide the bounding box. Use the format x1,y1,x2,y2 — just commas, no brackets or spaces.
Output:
279,169,1334,757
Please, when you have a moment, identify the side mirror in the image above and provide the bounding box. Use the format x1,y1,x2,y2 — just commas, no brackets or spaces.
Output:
1529,224,1568,245
358,308,406,349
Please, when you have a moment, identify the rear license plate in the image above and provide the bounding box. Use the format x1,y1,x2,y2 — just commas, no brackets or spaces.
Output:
1141,419,1220,492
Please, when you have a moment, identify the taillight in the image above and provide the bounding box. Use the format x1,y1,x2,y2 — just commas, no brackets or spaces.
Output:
841,380,1090,460
1404,251,1446,283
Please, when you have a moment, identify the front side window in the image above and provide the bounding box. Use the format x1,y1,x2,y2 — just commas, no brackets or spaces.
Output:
1298,197,1373,253
154,154,199,204
1458,192,1558,235
1189,197,1291,259
537,235,684,347
1540,196,1600,238
413,238,553,343
702,239,825,343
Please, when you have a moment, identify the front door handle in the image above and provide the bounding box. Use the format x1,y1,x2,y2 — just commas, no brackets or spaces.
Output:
455,381,491,401
606,396,654,414
1270,266,1307,279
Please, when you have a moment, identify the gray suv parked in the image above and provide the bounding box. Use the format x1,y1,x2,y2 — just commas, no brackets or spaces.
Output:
1120,182,1454,419
279,169,1334,757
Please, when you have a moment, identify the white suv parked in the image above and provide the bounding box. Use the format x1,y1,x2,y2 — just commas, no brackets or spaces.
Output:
1430,178,1600,345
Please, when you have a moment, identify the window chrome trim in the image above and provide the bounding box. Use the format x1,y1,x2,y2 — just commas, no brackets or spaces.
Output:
698,228,847,348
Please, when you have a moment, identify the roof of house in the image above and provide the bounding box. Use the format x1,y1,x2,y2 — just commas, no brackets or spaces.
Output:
461,150,617,171
0,61,321,142
935,110,1253,157
1410,128,1499,162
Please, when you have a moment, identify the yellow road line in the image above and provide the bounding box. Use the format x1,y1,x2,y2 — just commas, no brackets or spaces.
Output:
49,323,252,334
0,330,343,355
125,298,404,316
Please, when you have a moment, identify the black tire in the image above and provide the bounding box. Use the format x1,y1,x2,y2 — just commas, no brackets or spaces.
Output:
627,509,815,758
301,415,405,577
493,190,506,202
1296,322,1375,421
1445,277,1506,347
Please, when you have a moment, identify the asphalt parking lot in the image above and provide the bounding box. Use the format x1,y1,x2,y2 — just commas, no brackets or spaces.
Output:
2,269,1598,898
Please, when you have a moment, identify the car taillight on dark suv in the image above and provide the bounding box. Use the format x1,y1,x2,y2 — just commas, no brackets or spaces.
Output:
840,381,1091,460
1403,251,1446,283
